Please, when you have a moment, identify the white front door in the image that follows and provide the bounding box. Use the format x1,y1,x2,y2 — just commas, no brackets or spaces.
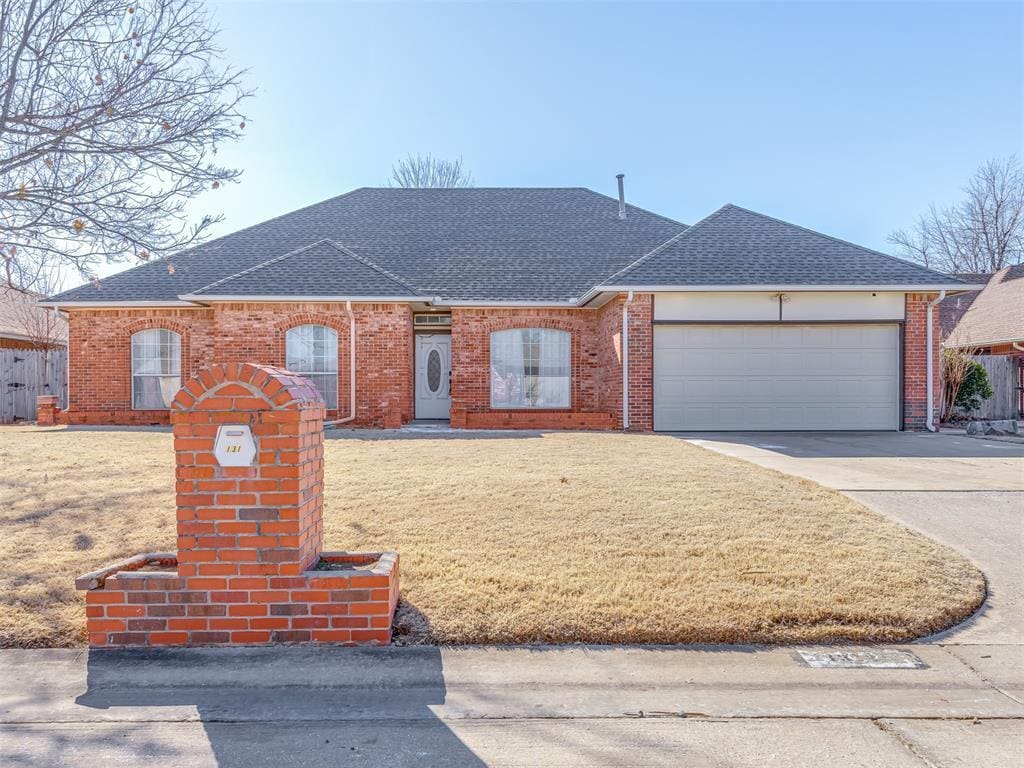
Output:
415,334,452,419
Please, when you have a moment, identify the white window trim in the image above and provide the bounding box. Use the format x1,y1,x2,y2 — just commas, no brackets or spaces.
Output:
489,327,571,410
130,328,182,411
285,324,340,409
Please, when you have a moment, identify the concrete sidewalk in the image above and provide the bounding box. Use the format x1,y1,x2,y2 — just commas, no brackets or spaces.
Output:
2,644,1022,767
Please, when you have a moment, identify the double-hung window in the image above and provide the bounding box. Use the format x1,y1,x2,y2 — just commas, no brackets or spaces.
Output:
131,329,181,409
490,328,570,409
285,324,339,408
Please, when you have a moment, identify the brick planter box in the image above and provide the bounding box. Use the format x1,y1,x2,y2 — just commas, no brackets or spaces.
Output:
75,363,399,647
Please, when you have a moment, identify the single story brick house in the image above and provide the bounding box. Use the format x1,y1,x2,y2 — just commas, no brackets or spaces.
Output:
43,184,976,431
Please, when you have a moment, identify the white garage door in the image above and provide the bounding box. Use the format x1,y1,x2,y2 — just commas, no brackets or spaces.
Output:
654,324,900,431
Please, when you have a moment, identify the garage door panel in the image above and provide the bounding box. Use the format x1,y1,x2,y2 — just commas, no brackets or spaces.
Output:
654,324,899,431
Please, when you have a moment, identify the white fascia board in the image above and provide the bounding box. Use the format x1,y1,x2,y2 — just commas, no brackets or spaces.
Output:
37,299,202,308
177,294,426,303
0,330,33,341
443,299,581,308
593,283,984,294
947,334,1024,347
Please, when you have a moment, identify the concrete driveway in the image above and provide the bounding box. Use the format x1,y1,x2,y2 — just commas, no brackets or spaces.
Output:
679,431,1024,645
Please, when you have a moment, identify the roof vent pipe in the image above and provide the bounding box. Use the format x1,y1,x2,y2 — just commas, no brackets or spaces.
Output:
616,174,626,219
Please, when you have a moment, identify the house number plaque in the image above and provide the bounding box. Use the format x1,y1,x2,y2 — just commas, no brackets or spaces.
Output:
213,425,257,467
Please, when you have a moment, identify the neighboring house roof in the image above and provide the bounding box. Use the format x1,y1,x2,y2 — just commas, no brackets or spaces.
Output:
47,188,686,304
0,286,68,344
44,189,969,307
939,273,991,337
946,264,1024,348
601,205,971,289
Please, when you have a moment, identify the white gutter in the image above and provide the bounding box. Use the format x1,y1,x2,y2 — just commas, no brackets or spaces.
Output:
926,290,946,432
178,294,425,304
444,299,580,308
37,300,201,308
590,283,984,295
324,301,357,427
622,291,634,430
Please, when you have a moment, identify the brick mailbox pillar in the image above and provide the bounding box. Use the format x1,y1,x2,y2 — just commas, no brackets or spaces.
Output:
76,363,399,647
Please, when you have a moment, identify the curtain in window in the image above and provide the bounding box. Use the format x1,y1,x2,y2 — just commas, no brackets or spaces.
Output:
490,328,570,408
286,324,339,408
131,329,181,409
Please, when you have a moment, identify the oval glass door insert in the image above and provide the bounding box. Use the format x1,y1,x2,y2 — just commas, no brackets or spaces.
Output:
426,349,442,393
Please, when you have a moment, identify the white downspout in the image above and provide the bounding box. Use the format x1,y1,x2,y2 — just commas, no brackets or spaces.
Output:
1013,342,1024,353
325,300,357,427
926,290,946,432
621,291,634,430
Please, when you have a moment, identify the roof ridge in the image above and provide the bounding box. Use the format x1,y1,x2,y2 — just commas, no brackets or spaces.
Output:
188,240,335,295
721,203,967,284
323,240,422,293
597,204,732,285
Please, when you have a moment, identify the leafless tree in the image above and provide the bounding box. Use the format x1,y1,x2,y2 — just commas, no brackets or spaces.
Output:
389,153,474,189
889,156,1024,274
0,0,250,291
940,342,979,422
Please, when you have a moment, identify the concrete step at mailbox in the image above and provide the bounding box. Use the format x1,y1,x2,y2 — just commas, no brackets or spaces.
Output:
76,363,399,647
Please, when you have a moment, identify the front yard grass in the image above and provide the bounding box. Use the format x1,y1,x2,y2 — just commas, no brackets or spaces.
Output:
0,427,984,647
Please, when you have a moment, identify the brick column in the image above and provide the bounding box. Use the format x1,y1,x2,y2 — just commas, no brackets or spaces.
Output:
172,363,326,578
626,294,654,431
36,394,59,426
903,293,940,431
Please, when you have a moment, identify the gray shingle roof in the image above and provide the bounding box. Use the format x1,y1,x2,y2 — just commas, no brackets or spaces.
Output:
46,193,968,306
187,240,420,298
606,204,970,288
48,187,686,303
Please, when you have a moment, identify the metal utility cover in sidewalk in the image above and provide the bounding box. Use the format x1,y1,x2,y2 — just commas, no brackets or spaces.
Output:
795,649,928,669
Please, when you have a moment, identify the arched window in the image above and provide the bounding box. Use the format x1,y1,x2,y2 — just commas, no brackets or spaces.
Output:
131,329,181,410
490,328,570,409
286,324,338,408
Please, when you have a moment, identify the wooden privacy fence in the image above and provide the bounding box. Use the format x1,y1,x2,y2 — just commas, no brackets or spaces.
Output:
0,347,67,423
966,355,1022,421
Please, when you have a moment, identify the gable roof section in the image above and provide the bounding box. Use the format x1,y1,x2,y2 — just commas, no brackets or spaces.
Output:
184,240,422,299
47,187,687,304
946,265,1024,347
602,204,972,289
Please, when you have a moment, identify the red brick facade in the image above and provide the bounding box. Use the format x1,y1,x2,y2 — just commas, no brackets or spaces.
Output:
61,291,940,432
76,363,399,647
64,303,412,427
903,292,941,431
448,305,622,430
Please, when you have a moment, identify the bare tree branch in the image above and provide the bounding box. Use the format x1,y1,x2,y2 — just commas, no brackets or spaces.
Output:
0,0,251,286
888,156,1024,274
389,153,474,189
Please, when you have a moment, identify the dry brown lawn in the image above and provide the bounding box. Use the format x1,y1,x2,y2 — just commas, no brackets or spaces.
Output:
0,426,984,648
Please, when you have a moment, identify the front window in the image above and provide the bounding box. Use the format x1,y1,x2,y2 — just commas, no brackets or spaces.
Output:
490,328,570,409
286,324,338,408
131,329,181,409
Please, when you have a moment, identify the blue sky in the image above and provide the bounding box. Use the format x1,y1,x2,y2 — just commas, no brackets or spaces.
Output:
106,0,1022,278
